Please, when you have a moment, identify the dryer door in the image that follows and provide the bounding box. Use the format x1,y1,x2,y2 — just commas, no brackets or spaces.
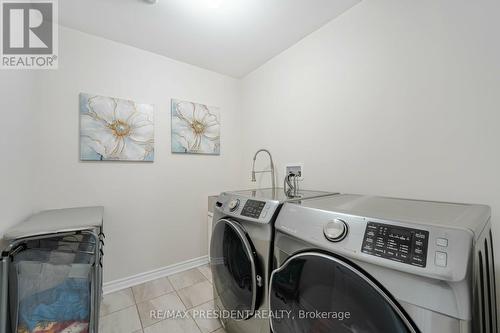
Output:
210,219,259,320
269,252,420,333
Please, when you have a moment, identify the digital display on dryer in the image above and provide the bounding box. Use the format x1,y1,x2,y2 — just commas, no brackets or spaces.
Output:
361,222,429,267
241,200,266,219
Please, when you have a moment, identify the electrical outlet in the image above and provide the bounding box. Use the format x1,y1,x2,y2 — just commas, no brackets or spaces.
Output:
285,164,303,179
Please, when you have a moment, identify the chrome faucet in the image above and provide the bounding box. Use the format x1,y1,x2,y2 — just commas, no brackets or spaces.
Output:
251,149,276,189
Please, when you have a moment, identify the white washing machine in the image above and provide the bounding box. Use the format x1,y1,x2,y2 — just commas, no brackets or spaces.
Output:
269,194,497,333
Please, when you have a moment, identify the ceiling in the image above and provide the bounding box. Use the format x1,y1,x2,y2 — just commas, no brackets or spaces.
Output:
59,0,361,78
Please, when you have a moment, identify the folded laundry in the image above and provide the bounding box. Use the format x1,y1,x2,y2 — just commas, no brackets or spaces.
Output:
18,278,90,333
17,321,89,333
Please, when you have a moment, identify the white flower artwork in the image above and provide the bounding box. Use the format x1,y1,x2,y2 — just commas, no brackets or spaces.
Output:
80,93,154,161
171,99,220,155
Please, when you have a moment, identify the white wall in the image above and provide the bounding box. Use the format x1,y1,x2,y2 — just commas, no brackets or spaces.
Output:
33,27,243,282
241,0,500,270
3,0,499,290
0,71,37,232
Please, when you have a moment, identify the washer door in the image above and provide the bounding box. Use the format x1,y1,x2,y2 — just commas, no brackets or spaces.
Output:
210,219,259,320
269,252,420,333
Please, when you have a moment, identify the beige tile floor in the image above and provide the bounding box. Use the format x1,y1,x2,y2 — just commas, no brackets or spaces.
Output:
99,265,226,333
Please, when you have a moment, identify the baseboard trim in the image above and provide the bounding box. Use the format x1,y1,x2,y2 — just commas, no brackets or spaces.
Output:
103,255,209,295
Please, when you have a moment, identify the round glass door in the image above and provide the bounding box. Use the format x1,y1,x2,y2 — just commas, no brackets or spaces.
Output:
210,219,258,320
269,252,419,333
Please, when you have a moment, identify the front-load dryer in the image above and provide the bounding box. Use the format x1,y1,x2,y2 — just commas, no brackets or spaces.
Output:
269,194,497,333
210,188,336,333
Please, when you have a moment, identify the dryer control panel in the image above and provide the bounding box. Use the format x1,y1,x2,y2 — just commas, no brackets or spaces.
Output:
361,222,429,267
241,200,267,219
216,193,280,224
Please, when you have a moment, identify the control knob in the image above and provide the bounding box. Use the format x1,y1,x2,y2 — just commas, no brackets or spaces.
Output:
228,199,240,212
324,219,348,242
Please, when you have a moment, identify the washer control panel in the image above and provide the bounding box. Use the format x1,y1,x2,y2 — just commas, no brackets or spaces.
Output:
361,222,429,267
216,193,279,224
241,199,267,219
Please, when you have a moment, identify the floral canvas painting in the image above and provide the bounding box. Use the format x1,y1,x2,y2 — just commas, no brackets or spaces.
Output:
80,93,154,161
171,99,220,155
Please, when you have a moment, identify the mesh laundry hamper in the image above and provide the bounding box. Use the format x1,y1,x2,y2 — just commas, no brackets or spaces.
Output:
0,207,104,333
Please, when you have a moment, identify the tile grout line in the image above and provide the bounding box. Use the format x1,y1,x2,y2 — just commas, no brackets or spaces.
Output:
166,274,190,310
190,309,204,333
133,276,175,304
100,304,141,333
190,299,221,333
131,286,146,331
138,272,206,330
175,287,190,309
137,288,179,330
131,286,139,305
171,268,208,291
103,267,212,331
179,277,217,333
99,288,136,318
133,304,144,333
137,288,198,331
191,289,219,333
176,280,213,310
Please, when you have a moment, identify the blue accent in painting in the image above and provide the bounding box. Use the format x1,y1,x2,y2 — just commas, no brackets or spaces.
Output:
80,93,155,161
171,98,221,155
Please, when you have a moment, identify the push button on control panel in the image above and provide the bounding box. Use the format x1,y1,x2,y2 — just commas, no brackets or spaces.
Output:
261,206,270,218
436,238,448,247
435,251,447,267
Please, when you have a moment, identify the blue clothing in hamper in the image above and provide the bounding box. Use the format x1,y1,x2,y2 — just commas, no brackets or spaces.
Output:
19,278,90,331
